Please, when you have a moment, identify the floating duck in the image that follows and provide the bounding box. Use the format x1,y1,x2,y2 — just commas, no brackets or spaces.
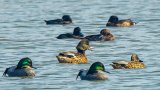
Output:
76,62,109,80
57,27,84,39
45,15,72,25
106,15,135,27
56,39,91,64
3,57,35,77
110,54,145,69
85,28,115,41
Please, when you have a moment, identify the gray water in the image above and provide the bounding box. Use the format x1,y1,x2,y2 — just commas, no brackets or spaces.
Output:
0,0,160,90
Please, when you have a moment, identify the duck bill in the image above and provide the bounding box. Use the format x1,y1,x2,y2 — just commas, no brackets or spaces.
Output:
88,46,94,51
32,66,37,69
105,70,110,74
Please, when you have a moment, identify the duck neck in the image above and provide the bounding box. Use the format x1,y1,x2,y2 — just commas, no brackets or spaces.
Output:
77,49,85,54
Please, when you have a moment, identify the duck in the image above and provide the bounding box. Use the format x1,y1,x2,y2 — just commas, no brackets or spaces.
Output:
44,15,72,25
106,15,135,27
3,57,35,77
110,54,145,69
56,27,84,39
85,28,115,41
56,39,91,64
76,62,109,80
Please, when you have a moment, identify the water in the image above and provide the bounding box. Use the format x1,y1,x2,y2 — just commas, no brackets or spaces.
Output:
0,0,160,89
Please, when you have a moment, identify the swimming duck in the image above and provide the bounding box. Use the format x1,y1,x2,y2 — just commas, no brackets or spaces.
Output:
56,39,91,64
85,28,115,41
110,54,145,69
45,15,72,25
56,27,84,39
106,15,135,27
3,57,35,77
76,62,109,80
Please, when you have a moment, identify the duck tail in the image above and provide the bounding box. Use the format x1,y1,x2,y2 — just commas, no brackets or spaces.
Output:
2,68,9,77
76,72,80,80
76,70,83,80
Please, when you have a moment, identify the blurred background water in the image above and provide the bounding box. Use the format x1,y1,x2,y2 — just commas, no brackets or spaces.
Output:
0,0,160,90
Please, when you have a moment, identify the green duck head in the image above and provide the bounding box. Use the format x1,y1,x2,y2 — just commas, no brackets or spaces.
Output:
76,39,90,53
131,54,143,62
16,57,33,69
87,62,106,75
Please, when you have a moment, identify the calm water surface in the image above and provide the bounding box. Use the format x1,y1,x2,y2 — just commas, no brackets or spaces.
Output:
0,0,160,90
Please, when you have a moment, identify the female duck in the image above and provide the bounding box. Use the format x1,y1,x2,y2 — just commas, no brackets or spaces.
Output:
110,54,145,69
76,62,109,80
56,27,84,39
45,15,72,25
56,39,91,64
3,57,35,77
85,29,115,41
106,15,135,27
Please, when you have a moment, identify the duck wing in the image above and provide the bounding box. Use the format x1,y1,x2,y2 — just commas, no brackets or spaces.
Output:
85,34,101,41
44,19,63,25
56,33,73,39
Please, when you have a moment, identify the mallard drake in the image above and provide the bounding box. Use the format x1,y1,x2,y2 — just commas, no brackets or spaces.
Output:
56,39,91,64
85,29,115,41
106,15,135,27
44,15,72,25
76,62,109,80
110,54,145,69
3,57,35,77
56,27,84,39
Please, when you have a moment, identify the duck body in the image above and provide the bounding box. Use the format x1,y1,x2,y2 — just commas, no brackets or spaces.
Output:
56,51,88,64
45,19,63,25
110,60,129,69
77,69,108,80
110,54,145,69
45,15,72,25
57,33,74,39
85,34,115,41
106,15,135,27
85,29,115,41
3,66,35,77
3,57,35,77
56,27,84,39
85,34,102,41
76,62,108,80
56,39,90,64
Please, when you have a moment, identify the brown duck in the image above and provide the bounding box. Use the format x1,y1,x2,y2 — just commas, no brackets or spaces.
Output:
56,39,91,64
106,15,136,27
85,29,115,41
110,54,145,69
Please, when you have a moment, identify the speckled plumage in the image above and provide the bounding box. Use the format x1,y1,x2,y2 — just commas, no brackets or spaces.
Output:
56,39,90,64
56,51,88,64
110,54,145,69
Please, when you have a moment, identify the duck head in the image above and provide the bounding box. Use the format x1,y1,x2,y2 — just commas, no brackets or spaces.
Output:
62,15,72,22
100,29,111,36
73,27,84,37
108,15,119,23
76,39,91,53
87,62,106,75
131,54,143,62
16,57,33,69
